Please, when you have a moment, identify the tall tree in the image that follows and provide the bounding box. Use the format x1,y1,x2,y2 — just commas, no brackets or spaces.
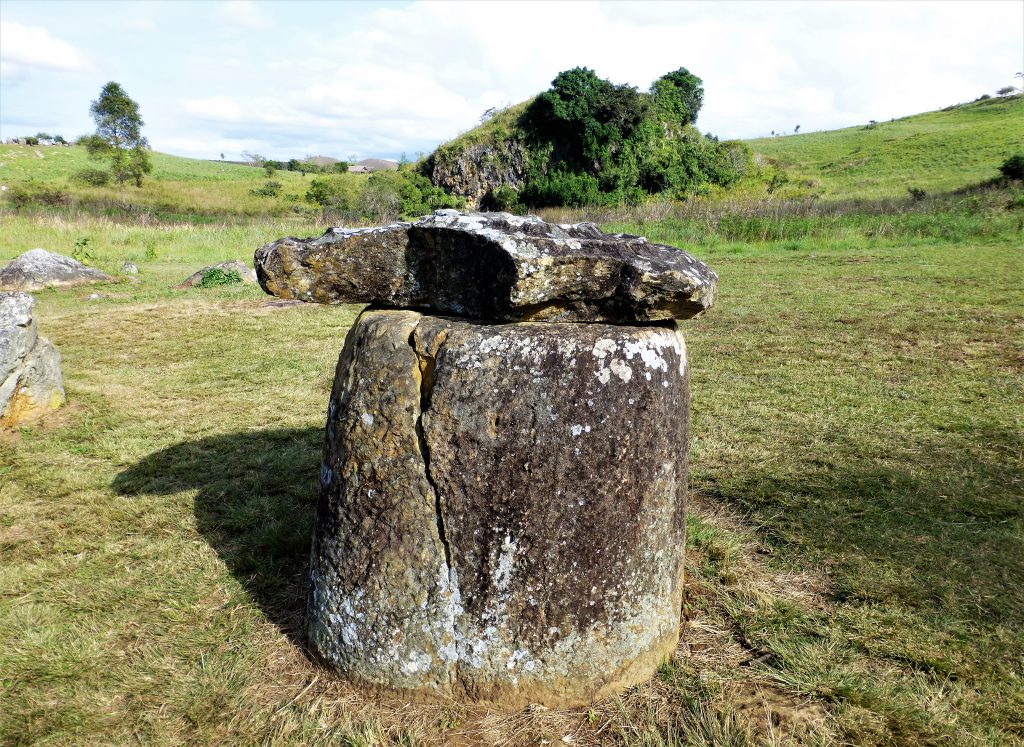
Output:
650,68,704,126
86,82,152,188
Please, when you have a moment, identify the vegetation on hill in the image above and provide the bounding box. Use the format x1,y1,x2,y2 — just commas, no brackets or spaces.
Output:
0,144,459,224
749,93,1024,199
423,67,752,208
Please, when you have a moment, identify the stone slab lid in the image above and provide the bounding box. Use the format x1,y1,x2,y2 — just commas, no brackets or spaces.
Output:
255,210,718,324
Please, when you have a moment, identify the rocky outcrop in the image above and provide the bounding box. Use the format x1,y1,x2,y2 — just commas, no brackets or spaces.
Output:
255,211,717,323
309,308,689,707
0,249,112,292
423,139,529,210
177,260,257,289
1,292,64,426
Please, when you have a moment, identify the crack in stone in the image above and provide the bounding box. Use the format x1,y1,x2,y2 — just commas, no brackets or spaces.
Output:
410,327,451,573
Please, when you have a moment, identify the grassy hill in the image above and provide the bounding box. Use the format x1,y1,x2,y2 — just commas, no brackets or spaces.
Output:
749,94,1024,198
0,144,370,221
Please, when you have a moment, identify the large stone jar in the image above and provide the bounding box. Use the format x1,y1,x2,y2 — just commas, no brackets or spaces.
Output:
307,308,690,707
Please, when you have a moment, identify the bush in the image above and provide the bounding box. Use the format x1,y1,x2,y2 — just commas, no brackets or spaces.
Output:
250,180,282,197
196,268,242,288
73,168,111,186
5,183,71,209
908,186,927,201
999,154,1024,180
72,237,94,265
488,185,525,214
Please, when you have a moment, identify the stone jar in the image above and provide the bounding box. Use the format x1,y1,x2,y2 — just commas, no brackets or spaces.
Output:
307,307,690,708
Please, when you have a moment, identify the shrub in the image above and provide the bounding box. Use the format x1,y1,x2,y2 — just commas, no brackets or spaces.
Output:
908,186,927,201
488,185,525,213
196,268,242,288
999,154,1024,180
5,183,71,209
250,180,282,197
306,177,355,211
72,237,94,265
24,136,40,146
73,168,111,186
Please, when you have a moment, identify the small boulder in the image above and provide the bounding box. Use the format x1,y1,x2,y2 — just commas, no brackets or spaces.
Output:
177,260,257,289
0,249,113,292
121,261,139,275
1,292,65,426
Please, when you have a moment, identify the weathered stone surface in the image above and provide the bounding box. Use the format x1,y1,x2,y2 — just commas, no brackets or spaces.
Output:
0,249,112,292
308,307,689,707
177,259,258,288
255,210,717,323
1,292,65,426
121,261,139,275
423,139,529,210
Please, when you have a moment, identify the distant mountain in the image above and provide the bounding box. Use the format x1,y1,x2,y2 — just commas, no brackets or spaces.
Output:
350,158,399,173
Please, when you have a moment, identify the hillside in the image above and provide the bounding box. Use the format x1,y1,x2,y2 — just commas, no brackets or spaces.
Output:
0,145,369,220
426,93,1023,205
423,68,752,209
749,94,1024,198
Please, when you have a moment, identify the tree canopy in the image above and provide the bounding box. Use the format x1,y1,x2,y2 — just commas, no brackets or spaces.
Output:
513,67,747,207
86,82,152,188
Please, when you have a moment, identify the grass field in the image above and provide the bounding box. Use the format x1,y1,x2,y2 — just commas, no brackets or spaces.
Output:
1,94,1023,745
0,145,369,221
748,94,1024,199
1,213,1022,745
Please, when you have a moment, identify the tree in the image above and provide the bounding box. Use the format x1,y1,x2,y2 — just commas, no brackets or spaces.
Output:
996,85,1016,96
650,67,704,126
87,82,152,188
794,124,800,134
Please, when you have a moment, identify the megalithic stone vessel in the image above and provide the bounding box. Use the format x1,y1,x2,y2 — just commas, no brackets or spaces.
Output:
254,210,718,708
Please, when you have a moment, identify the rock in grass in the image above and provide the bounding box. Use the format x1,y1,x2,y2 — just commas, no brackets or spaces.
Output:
255,210,717,323
307,308,689,707
177,259,257,289
121,261,139,275
1,292,64,426
0,249,113,292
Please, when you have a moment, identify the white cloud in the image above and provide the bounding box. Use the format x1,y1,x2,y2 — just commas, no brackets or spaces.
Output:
216,1,271,29
0,21,92,78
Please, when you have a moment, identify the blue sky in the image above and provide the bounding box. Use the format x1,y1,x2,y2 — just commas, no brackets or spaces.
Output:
1,0,1021,161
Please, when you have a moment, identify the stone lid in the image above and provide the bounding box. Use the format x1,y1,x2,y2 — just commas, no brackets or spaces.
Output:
255,210,718,324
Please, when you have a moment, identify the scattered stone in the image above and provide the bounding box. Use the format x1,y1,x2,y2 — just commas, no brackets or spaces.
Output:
121,261,139,275
308,308,689,707
255,210,718,324
0,249,113,292
1,292,65,426
177,259,257,289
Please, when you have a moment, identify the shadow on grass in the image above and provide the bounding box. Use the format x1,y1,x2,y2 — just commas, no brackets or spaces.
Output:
700,425,1024,625
112,427,323,647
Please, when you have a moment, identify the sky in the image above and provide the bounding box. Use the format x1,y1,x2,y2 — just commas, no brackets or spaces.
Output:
1,0,1022,162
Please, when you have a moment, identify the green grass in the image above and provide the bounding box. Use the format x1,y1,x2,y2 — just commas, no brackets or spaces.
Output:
749,94,1024,199
1,212,1021,745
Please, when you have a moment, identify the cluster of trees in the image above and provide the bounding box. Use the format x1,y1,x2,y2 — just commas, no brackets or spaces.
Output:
494,67,752,207
242,152,350,176
15,133,67,145
305,169,462,222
